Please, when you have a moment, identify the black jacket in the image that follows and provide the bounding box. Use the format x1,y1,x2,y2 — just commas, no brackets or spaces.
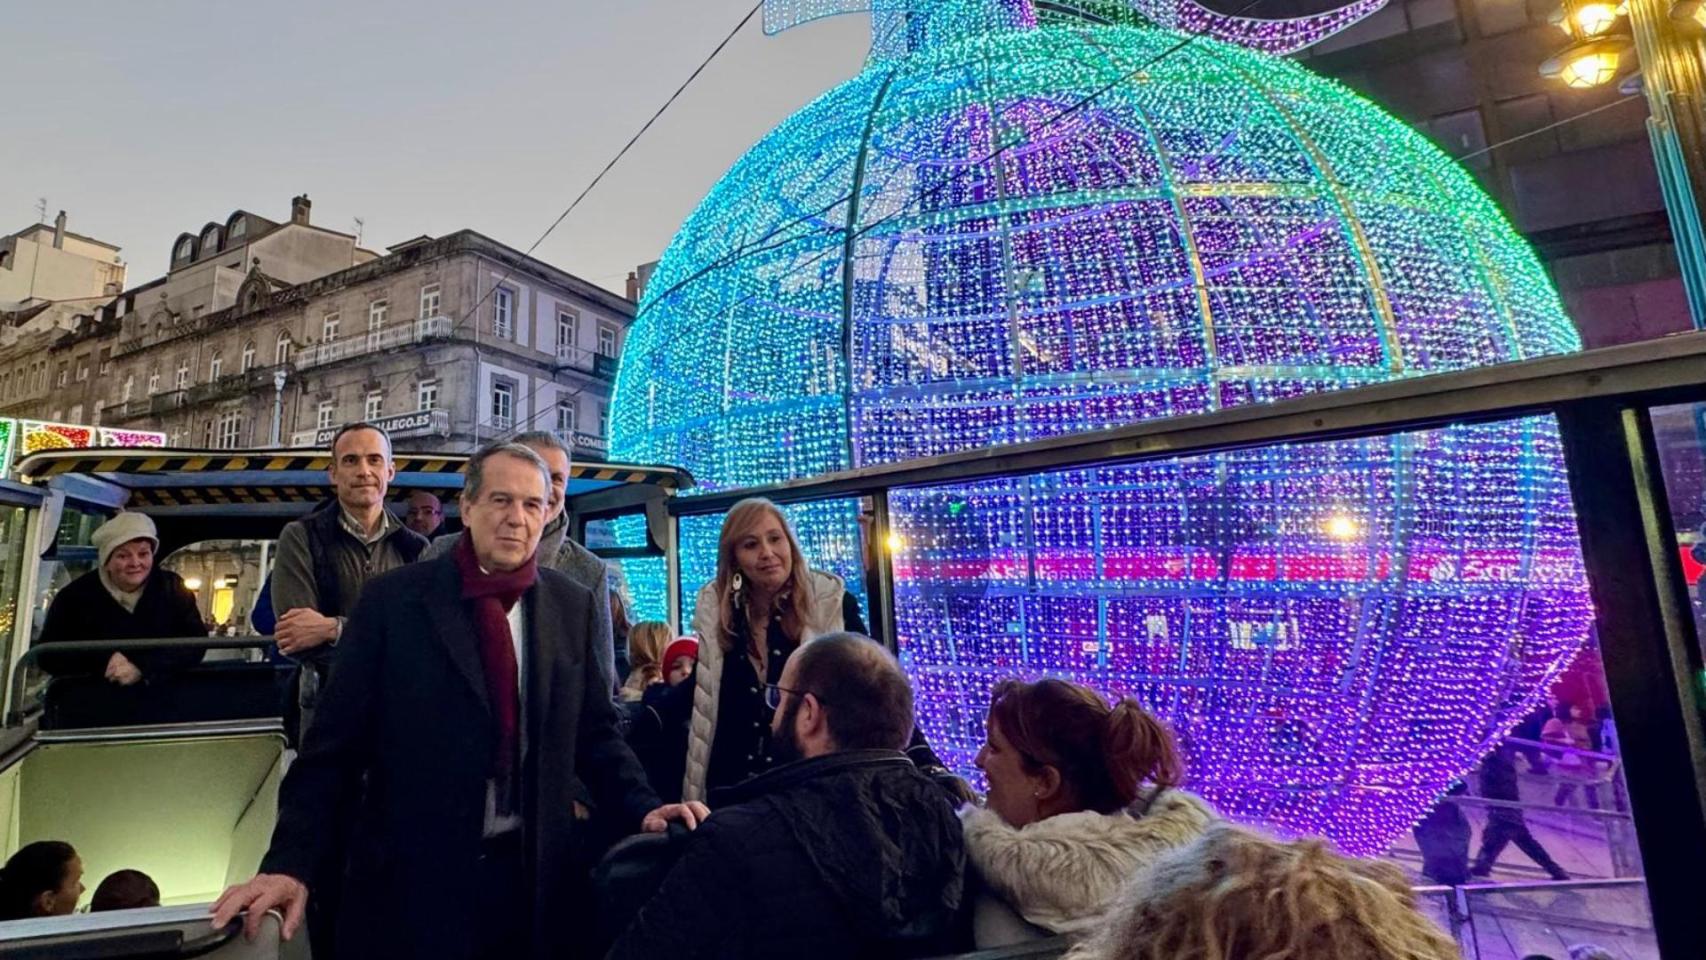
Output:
35,567,207,678
259,555,660,960
607,750,967,960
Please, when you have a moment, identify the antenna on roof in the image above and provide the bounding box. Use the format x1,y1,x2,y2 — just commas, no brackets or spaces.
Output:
353,217,365,246
36,198,47,223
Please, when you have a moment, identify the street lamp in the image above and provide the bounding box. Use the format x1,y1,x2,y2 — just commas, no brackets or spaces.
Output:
1552,0,1625,35
1542,36,1637,86
1540,0,1706,328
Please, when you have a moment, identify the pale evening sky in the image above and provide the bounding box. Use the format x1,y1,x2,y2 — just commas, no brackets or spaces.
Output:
1,0,871,296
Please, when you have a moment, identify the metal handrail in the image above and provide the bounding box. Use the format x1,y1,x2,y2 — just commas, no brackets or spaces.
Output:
667,332,1706,515
6,636,276,727
1503,736,1620,765
1450,794,1634,822
1457,876,1648,894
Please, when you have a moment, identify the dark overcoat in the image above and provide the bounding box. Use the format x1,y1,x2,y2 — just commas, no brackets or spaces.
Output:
260,554,659,959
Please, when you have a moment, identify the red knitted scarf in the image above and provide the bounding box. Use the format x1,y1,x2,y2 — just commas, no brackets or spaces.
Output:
452,533,538,808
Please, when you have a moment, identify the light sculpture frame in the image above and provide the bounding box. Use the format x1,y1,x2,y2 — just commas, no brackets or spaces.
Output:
612,0,1596,852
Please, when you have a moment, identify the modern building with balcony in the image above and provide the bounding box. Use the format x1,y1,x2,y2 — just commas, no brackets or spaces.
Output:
20,197,632,458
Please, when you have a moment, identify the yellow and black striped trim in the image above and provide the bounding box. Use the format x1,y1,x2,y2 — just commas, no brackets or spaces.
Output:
15,447,690,492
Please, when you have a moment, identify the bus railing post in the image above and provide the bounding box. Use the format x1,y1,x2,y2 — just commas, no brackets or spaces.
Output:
1555,400,1706,960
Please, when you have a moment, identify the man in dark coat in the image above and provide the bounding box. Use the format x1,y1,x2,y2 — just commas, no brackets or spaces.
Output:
1470,745,1570,881
214,443,706,960
607,633,967,960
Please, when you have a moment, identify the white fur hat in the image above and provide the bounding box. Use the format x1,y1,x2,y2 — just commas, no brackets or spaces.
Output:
92,511,158,568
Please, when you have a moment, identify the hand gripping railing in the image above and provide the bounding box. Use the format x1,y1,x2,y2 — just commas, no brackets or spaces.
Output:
5,636,278,727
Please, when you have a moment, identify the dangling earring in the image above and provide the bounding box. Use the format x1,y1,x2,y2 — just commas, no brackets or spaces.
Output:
731,572,744,594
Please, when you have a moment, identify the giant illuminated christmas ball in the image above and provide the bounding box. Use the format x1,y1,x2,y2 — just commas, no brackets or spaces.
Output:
612,0,1595,852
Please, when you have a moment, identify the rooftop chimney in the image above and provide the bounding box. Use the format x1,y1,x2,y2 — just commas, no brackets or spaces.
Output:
53,210,66,249
625,271,640,302
291,195,312,226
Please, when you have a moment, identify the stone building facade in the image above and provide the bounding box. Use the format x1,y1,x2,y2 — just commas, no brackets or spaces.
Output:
0,197,630,459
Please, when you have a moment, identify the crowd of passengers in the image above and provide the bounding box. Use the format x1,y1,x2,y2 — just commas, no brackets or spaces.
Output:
19,424,1471,959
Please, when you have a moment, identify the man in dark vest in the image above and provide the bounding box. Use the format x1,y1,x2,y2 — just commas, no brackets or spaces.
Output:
267,421,427,958
272,422,428,742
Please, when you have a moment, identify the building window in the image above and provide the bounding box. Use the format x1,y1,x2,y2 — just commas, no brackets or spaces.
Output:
176,238,194,260
317,400,336,431
493,287,514,339
322,313,340,343
597,324,617,358
369,299,388,332
76,360,89,382
175,361,189,391
57,367,68,388
241,341,255,372
275,331,292,365
420,283,441,319
69,404,82,423
491,380,515,430
92,400,103,425
122,375,134,402
365,390,383,421
98,348,110,374
209,351,223,380
229,218,247,240
418,379,439,411
598,402,610,437
203,227,220,253
148,368,160,395
217,411,243,449
556,311,578,359
556,401,576,437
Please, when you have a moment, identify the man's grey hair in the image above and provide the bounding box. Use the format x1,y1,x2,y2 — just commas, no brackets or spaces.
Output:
511,430,573,462
463,442,551,502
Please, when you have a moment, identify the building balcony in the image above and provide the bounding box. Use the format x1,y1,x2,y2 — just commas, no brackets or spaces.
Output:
296,315,452,370
554,347,620,380
112,389,190,422
187,364,292,405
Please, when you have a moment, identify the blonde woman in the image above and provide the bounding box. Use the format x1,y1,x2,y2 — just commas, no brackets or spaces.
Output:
620,621,674,702
672,498,867,801
1067,824,1462,960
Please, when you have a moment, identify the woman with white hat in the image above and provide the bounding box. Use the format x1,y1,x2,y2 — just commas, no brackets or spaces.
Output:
35,511,207,684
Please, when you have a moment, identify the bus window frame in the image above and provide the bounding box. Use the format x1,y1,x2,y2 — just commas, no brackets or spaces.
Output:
659,333,1706,959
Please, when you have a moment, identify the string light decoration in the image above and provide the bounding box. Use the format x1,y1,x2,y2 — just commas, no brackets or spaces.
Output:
611,0,1595,852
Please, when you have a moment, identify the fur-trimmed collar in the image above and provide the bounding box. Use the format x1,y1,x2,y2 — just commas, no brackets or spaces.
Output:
961,789,1217,936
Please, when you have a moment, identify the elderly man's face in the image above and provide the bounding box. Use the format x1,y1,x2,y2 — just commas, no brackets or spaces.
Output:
461,454,549,572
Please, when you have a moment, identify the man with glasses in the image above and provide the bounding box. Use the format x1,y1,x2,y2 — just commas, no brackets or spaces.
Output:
607,633,968,960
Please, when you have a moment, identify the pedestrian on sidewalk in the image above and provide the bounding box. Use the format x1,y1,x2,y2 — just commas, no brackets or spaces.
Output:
1470,746,1570,882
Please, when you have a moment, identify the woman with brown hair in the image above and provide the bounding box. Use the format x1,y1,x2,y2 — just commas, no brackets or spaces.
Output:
1065,824,1462,960
963,678,1217,948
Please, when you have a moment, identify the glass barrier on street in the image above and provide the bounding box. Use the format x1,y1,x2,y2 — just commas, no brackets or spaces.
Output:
1460,879,1657,960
